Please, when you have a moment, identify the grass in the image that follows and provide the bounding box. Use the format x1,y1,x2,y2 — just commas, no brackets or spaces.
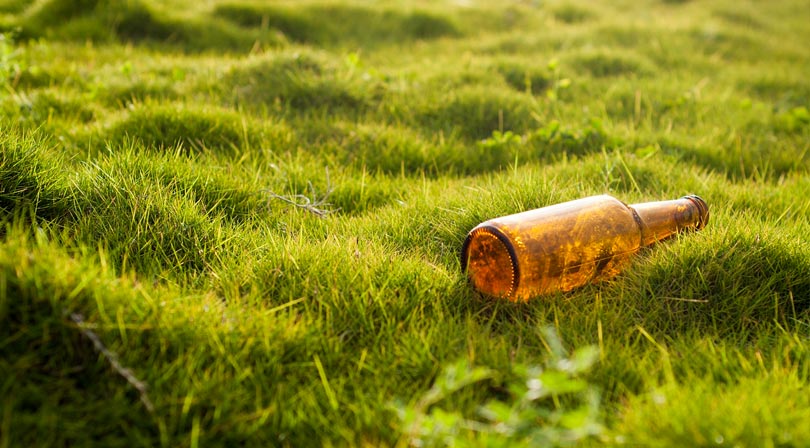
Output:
1,0,809,446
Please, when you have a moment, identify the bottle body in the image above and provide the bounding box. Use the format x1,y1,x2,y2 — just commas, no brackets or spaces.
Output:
461,194,708,301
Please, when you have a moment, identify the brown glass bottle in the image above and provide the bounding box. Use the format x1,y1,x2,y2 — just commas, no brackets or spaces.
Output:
461,195,708,301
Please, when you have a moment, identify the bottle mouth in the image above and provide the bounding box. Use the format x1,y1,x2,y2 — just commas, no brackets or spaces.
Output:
682,195,709,230
461,225,520,300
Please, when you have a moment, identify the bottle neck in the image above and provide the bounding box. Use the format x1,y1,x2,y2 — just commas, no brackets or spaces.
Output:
630,195,709,247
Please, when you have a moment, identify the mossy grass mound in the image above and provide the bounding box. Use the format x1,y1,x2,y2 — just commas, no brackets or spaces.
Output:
215,2,461,48
2,0,810,446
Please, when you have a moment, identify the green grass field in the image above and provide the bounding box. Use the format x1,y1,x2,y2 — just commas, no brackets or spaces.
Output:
2,0,809,446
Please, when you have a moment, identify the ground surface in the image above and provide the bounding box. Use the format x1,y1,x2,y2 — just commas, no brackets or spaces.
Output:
1,0,810,446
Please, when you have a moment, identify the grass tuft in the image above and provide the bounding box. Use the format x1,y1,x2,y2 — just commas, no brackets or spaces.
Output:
0,129,68,220
552,3,596,24
413,86,539,140
569,50,656,78
620,222,810,335
220,51,374,111
617,373,810,446
86,103,277,155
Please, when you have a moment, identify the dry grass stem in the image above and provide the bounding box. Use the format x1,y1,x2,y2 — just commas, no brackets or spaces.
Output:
69,312,155,413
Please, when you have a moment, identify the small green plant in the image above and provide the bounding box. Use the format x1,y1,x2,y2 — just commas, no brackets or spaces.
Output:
545,59,571,102
473,130,524,171
394,328,603,447
479,130,522,151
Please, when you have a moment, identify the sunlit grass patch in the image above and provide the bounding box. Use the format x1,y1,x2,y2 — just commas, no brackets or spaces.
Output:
2,0,810,446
